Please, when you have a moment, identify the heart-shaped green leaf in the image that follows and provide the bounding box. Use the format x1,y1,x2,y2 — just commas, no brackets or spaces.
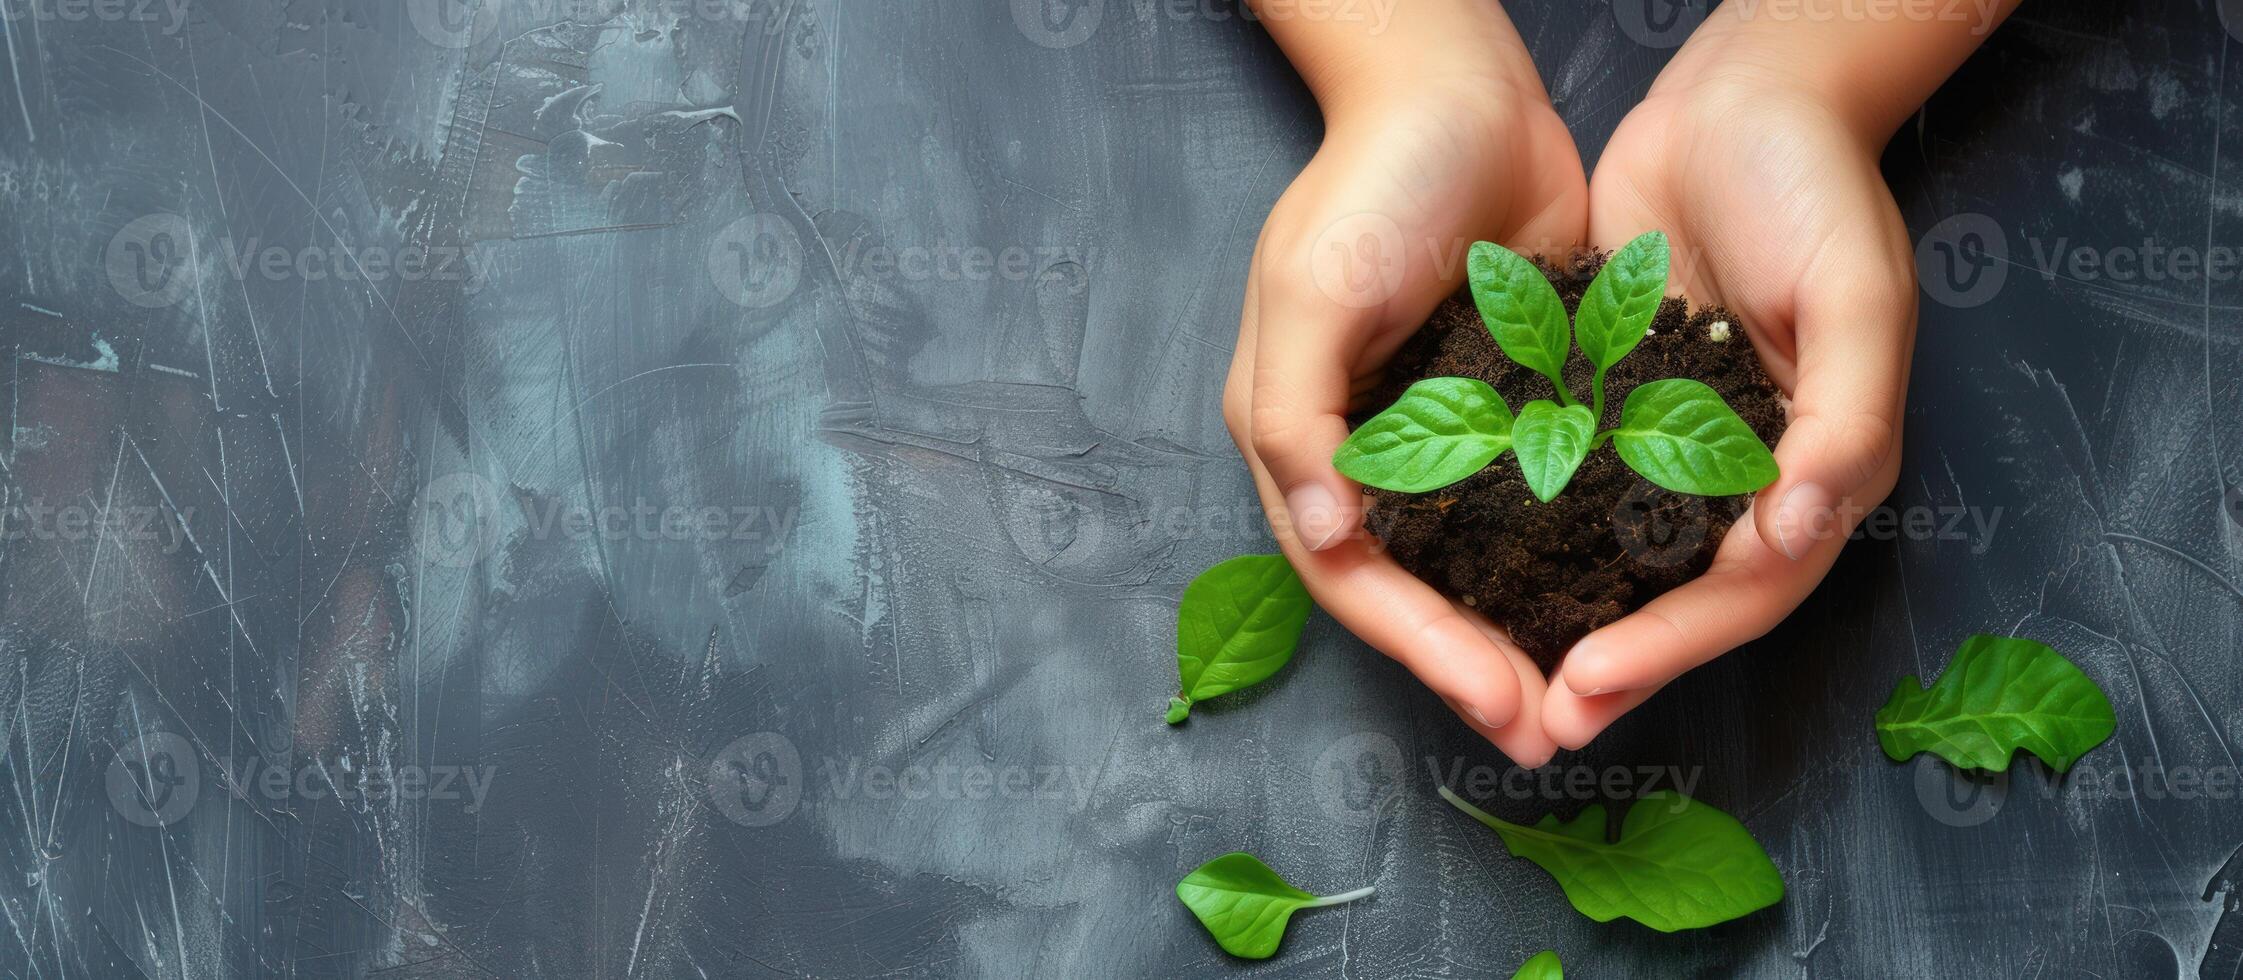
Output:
1175,852,1373,959
1440,786,1785,932
1512,401,1597,503
1467,241,1571,394
1611,379,1778,495
1575,230,1669,374
1875,634,2116,773
1511,951,1563,980
1168,555,1312,723
1333,377,1513,492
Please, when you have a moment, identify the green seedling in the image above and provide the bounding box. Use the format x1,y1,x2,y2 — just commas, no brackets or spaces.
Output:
1333,232,1779,502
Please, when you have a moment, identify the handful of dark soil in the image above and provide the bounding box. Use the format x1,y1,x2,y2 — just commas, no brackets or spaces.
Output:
1357,252,1787,668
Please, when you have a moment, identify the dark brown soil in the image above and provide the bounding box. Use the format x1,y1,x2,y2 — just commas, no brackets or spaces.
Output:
1357,251,1787,669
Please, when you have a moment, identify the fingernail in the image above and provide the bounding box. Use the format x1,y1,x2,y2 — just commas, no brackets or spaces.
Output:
1286,482,1345,551
1772,481,1837,561
1561,642,1605,696
1466,701,1516,729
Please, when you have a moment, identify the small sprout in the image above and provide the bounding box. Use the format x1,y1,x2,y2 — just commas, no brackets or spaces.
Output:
1333,232,1778,501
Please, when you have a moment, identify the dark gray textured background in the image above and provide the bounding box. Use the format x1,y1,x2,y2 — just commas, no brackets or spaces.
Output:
1,0,2239,976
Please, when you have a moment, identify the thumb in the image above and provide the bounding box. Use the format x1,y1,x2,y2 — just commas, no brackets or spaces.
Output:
1247,248,1392,552
1756,258,1914,560
1247,202,1480,550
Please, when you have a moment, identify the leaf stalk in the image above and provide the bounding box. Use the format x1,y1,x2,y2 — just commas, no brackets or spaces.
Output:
1304,886,1376,907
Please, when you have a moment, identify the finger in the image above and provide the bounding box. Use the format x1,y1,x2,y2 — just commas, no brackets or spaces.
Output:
1757,239,1914,562
1558,515,1829,696
1246,194,1461,552
1540,677,1663,751
1248,273,1372,552
1445,606,1558,767
1294,537,1525,730
1231,439,1524,729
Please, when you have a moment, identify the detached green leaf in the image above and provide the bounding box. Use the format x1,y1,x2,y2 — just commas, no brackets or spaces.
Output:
1875,634,2116,773
1175,852,1373,959
1611,379,1778,495
1164,697,1191,725
1333,378,1513,492
1512,401,1597,503
1467,241,1572,395
1511,951,1563,980
1439,786,1785,932
1575,231,1669,374
1168,555,1312,723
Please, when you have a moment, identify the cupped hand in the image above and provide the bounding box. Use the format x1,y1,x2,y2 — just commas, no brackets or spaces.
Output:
1541,73,1917,748
1222,73,1586,767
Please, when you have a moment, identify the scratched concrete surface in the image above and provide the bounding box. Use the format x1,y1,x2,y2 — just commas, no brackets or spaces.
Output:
0,0,2237,976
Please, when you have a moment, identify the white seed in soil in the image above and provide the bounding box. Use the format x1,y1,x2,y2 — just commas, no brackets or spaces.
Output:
1462,595,1476,607
1709,320,1733,342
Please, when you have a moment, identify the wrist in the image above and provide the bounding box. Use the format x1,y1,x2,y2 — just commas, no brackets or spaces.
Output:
1320,65,1549,138
1648,0,2016,147
1646,28,1894,149
1254,0,1552,133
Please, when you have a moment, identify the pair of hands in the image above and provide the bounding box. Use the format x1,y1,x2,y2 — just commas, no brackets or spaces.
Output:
1223,16,1922,766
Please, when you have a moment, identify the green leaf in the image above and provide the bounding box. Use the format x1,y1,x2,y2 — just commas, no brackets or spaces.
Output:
1512,401,1597,503
1333,378,1514,492
1168,555,1312,723
1611,379,1779,495
1467,241,1572,397
1574,231,1670,374
1875,634,2117,773
1511,951,1563,980
1164,697,1191,725
1439,786,1785,932
1175,852,1373,959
